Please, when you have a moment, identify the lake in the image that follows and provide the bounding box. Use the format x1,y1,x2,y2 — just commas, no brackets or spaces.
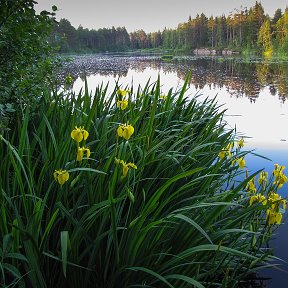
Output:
63,53,288,287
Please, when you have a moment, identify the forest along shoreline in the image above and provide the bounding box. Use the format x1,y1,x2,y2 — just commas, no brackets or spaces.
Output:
51,3,288,60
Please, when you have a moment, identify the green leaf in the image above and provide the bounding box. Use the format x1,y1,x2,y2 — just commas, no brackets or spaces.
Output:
40,209,59,251
67,167,107,175
165,274,205,288
127,188,135,203
6,253,27,262
127,267,174,288
61,231,69,278
171,214,213,244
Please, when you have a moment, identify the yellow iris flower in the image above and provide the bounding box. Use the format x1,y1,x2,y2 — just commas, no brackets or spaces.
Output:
237,138,245,149
265,191,286,226
121,161,137,177
76,147,91,161
237,157,246,169
273,164,285,175
249,194,267,206
246,177,256,193
117,100,128,110
117,89,129,97
266,209,282,226
71,126,89,143
218,150,226,159
115,158,137,177
268,192,286,210
272,164,288,188
218,143,233,159
258,171,268,186
117,123,134,140
53,169,69,185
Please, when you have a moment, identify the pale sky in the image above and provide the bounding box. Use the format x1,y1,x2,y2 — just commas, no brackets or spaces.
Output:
35,0,287,33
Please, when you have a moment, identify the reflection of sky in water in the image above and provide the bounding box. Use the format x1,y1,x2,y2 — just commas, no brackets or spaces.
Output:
73,64,288,287
73,67,288,146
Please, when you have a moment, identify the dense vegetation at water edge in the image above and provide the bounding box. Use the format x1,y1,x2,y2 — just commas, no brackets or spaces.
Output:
1,1,288,287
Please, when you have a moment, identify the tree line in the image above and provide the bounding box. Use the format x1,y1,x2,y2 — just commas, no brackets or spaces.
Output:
51,2,288,55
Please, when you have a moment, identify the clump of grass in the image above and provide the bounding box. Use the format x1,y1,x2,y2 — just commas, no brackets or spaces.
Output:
0,75,286,287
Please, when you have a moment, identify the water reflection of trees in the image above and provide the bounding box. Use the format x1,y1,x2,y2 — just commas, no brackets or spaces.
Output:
61,55,288,103
172,58,288,103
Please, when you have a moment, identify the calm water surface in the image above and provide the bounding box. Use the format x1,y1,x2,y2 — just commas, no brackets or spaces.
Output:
65,53,288,287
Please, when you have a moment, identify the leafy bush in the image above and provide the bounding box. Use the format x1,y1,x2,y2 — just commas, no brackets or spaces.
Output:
0,76,286,287
0,0,57,112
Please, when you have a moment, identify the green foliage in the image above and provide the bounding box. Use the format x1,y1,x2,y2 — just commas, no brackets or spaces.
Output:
257,20,272,55
0,0,57,110
0,234,27,287
0,76,283,287
51,19,131,53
